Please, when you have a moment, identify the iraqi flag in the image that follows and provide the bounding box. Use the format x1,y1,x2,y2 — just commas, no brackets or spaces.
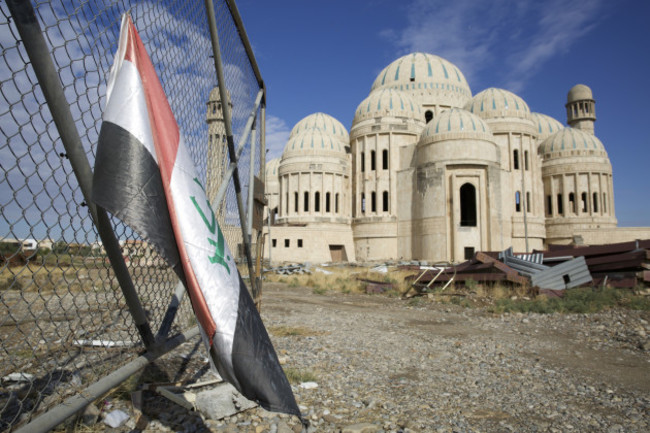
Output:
92,14,300,417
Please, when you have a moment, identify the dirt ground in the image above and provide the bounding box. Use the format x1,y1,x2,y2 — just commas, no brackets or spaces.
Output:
261,282,650,395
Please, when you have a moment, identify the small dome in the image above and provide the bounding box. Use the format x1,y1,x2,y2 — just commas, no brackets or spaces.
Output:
420,108,492,143
539,127,606,157
283,129,347,157
530,112,564,140
352,88,422,125
265,157,280,178
465,88,530,120
289,112,349,144
371,52,472,108
567,84,593,102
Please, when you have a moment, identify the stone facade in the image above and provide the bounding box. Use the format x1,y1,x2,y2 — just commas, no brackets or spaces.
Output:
253,52,650,263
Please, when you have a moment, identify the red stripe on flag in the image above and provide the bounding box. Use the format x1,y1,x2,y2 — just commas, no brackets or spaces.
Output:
122,17,216,341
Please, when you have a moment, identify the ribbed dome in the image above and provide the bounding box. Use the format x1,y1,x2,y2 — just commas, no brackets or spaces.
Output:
289,112,349,144
420,108,492,143
567,84,593,102
283,129,347,157
465,88,530,120
371,52,471,108
539,127,606,157
530,112,564,140
265,157,280,178
352,88,422,125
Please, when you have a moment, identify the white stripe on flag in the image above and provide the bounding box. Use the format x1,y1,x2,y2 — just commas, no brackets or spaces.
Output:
103,60,156,163
170,138,240,382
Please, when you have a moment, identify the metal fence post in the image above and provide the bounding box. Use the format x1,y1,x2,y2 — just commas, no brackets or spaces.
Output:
204,0,258,299
6,0,155,348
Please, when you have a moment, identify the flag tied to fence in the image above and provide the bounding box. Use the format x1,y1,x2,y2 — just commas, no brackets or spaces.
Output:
92,13,299,417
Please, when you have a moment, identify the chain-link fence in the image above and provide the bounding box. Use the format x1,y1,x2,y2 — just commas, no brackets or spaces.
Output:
0,0,265,431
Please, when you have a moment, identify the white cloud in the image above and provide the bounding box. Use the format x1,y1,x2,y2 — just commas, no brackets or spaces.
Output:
385,0,607,93
265,114,290,160
1,0,263,241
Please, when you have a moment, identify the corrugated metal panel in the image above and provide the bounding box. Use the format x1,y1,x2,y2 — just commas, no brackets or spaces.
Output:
531,256,592,290
515,253,544,264
501,255,548,277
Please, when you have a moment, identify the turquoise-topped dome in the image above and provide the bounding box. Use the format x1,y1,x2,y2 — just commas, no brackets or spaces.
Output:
371,52,472,108
530,112,564,140
265,157,280,178
539,127,606,156
420,108,492,143
289,112,349,144
352,88,422,125
283,128,347,157
465,88,530,120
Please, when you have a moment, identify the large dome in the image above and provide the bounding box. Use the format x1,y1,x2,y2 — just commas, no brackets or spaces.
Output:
352,88,422,125
539,127,606,157
530,112,564,141
289,112,349,144
371,52,472,108
465,88,530,120
283,128,347,157
420,108,492,143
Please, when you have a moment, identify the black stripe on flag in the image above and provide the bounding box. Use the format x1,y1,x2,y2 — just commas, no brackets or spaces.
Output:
228,277,300,415
92,121,185,283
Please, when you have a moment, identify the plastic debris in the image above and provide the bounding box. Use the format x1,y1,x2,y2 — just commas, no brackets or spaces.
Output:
103,409,130,428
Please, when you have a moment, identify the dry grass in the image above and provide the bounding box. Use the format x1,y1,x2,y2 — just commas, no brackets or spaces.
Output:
264,265,413,296
267,325,328,337
0,264,104,293
283,367,318,384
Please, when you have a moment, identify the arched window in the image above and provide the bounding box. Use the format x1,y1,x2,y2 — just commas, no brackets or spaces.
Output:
546,195,552,216
286,193,289,214
335,193,340,213
515,191,521,213
382,149,388,170
569,192,576,213
513,149,519,170
382,191,389,212
361,152,365,172
326,192,331,213
581,192,587,213
315,192,320,212
294,192,298,213
425,110,433,123
371,191,377,212
524,151,529,171
593,192,598,213
304,191,309,212
460,183,477,227
603,193,607,213
526,192,531,212
557,193,564,215
361,193,366,213
371,150,376,171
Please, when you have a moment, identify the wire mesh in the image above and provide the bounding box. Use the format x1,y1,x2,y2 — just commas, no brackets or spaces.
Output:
0,0,264,430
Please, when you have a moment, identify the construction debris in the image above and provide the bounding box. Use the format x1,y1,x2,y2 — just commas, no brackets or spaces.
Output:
269,263,312,275
403,239,650,295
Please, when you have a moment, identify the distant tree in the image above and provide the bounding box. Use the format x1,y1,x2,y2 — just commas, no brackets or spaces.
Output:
52,241,69,254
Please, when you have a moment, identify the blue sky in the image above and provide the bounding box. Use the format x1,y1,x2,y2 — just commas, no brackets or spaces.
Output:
236,0,650,227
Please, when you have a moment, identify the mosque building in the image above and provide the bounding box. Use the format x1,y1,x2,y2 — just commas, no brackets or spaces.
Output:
211,52,649,264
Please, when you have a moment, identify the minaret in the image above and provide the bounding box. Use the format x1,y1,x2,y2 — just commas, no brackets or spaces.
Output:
566,84,596,135
205,87,232,206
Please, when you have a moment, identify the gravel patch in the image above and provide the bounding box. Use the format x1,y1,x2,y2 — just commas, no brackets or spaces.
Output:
69,283,650,433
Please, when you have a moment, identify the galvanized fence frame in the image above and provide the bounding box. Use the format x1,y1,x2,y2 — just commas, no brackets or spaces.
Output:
1,0,266,431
